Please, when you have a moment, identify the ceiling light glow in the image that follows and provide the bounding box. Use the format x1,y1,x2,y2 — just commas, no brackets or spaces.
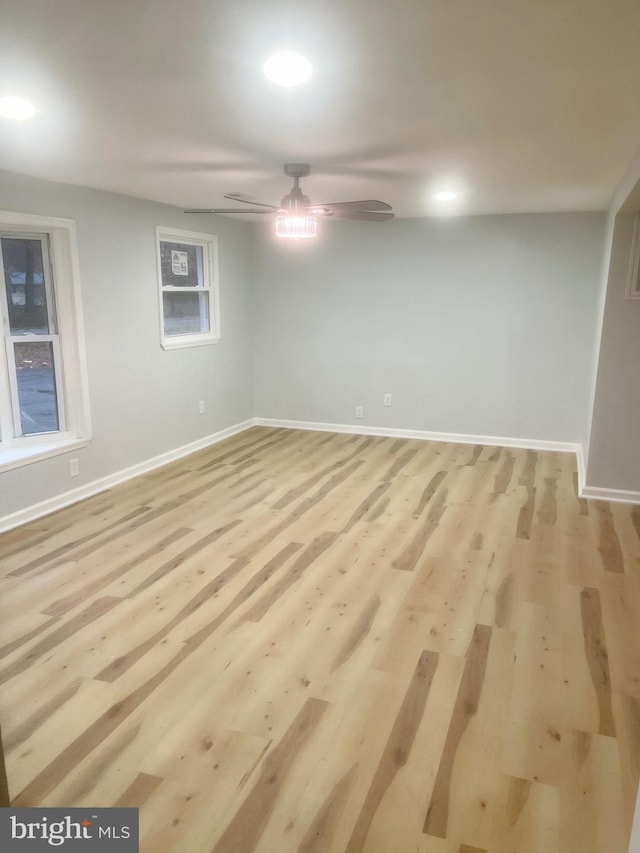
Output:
435,191,456,201
0,96,36,120
275,214,317,239
263,52,312,87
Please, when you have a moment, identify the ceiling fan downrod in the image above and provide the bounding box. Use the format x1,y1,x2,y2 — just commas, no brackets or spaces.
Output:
281,164,312,213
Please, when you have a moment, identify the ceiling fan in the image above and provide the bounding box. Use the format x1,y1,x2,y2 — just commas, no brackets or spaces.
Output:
184,164,394,238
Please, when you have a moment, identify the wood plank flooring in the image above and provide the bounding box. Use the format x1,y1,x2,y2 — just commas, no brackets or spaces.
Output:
1,426,640,852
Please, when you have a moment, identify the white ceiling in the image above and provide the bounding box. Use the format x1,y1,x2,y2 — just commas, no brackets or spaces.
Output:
1,0,639,218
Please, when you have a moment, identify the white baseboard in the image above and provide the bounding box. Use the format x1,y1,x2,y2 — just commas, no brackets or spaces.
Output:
580,485,640,504
254,417,582,454
3,416,638,533
575,445,640,504
0,418,257,533
257,418,640,504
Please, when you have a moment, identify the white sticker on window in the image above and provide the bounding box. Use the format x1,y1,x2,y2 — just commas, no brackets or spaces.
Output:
171,250,188,275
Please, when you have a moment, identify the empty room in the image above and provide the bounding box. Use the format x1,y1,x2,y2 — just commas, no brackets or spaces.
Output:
1,1,640,851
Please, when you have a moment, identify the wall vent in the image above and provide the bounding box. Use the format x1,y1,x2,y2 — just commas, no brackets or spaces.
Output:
627,211,640,299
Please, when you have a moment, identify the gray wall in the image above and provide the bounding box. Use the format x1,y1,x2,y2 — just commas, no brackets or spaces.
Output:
0,170,255,519
253,213,604,443
586,208,640,491
0,169,619,523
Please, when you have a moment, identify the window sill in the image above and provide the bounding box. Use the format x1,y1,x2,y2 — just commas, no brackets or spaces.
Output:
0,436,90,474
161,335,220,351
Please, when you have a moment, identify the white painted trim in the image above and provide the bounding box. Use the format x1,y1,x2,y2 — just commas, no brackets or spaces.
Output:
582,209,616,466
0,210,92,460
627,212,640,299
156,225,220,350
576,444,586,495
580,485,640,505
0,436,90,474
3,414,636,533
254,417,581,454
0,418,256,533
257,418,640,503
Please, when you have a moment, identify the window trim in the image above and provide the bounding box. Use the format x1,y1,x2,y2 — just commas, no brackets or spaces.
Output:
156,226,220,350
0,210,92,472
627,212,640,300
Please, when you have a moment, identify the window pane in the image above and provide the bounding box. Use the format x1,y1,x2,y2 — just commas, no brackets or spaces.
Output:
162,292,210,336
159,241,204,288
2,237,50,333
14,341,59,434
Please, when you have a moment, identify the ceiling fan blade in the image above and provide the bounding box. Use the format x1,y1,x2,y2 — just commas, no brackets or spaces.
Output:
223,195,279,210
331,211,395,221
316,200,392,212
184,208,276,214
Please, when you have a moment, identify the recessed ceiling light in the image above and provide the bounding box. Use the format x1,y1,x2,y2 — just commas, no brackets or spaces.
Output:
263,52,312,87
435,191,456,201
0,96,36,120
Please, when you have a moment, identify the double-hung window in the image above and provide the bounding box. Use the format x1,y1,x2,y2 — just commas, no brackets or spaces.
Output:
0,212,91,471
156,227,220,349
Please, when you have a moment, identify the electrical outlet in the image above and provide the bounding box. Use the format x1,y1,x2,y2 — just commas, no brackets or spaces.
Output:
198,400,205,414
69,458,79,478
355,406,364,419
383,393,392,407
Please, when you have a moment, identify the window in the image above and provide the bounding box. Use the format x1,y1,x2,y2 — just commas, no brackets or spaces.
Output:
156,227,220,349
0,211,91,471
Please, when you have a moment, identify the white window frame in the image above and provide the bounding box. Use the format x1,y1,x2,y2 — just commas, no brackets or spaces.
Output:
0,211,91,472
627,212,640,300
156,226,220,350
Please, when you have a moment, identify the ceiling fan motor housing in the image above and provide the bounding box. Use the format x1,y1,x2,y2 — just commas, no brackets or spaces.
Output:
281,164,313,211
281,186,312,212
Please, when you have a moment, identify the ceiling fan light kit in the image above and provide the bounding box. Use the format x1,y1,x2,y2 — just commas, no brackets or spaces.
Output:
185,164,394,241
276,164,316,240
275,213,317,239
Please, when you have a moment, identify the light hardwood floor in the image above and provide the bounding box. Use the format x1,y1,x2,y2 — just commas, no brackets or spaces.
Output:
1,427,639,852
